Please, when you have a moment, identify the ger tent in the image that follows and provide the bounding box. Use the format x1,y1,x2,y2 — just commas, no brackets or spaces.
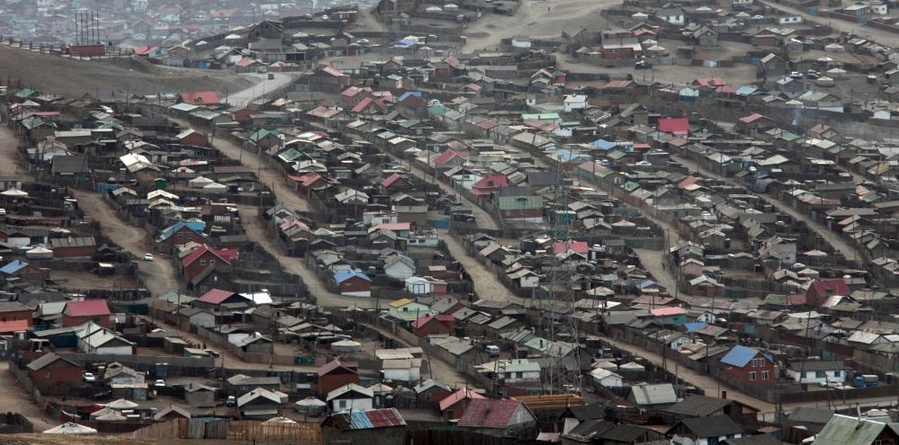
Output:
43,422,98,435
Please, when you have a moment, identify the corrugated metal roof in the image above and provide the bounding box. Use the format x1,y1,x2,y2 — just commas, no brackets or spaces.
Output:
325,408,406,430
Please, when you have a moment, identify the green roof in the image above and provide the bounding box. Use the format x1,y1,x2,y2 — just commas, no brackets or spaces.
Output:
428,105,448,116
498,195,543,210
814,414,899,445
250,128,279,143
521,113,560,121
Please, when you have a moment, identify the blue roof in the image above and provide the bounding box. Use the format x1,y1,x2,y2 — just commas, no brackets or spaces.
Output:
736,86,758,96
684,322,707,333
397,91,423,102
0,260,28,274
160,221,206,241
334,269,372,284
591,139,617,150
720,345,763,367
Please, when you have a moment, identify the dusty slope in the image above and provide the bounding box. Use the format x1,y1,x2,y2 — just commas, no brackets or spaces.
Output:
0,45,253,97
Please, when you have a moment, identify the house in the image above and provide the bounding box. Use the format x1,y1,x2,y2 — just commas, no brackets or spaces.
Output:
806,278,850,307
813,414,899,445
184,384,216,407
669,415,743,445
180,244,238,282
411,314,455,337
226,374,282,395
48,236,96,258
414,379,452,409
25,352,83,393
719,345,775,386
439,388,485,420
327,383,374,412
0,259,49,282
736,113,777,136
563,95,587,112
404,276,448,295
388,298,433,322
656,8,685,26
237,388,288,418
103,362,144,385
179,91,220,106
78,324,134,355
627,383,677,409
785,360,847,385
193,289,252,311
383,254,416,281
334,269,372,297
562,420,666,444
176,129,208,147
0,301,33,326
589,368,623,387
157,221,206,251
321,408,407,445
475,359,542,383
62,300,112,328
381,358,422,382
663,395,759,425
318,360,360,395
458,398,538,439
658,117,690,136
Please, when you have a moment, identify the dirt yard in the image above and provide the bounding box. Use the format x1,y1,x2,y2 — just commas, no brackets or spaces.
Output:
0,46,253,98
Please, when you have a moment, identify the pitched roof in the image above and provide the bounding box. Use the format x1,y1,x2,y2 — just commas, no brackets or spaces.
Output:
180,91,220,105
318,360,357,377
720,345,767,368
334,269,372,284
181,244,238,267
808,278,850,297
678,415,743,438
664,395,733,417
197,288,244,305
323,408,406,431
413,379,452,394
439,388,484,411
807,414,895,445
658,117,690,135
0,319,29,333
411,313,454,329
458,398,530,429
26,352,80,371
64,300,111,317
629,383,677,406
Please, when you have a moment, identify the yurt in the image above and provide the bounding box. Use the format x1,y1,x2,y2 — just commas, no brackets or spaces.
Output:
295,397,327,416
44,423,98,435
815,76,835,87
25,246,53,260
824,43,845,53
825,68,846,79
330,339,362,354
188,176,214,188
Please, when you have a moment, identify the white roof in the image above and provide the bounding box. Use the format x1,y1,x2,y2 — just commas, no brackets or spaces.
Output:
43,422,98,435
326,383,373,401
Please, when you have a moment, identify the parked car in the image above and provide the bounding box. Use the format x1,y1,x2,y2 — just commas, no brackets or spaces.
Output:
806,70,821,79
82,372,96,383
789,71,804,79
143,253,154,261
204,349,221,358
634,60,652,69
154,379,166,387
226,395,237,406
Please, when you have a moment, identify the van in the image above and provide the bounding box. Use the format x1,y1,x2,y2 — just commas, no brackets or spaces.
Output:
486,345,501,356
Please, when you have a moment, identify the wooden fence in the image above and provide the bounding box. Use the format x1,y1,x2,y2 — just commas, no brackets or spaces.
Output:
132,418,321,442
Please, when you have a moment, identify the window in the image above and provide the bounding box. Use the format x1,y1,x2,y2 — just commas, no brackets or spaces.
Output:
834,370,841,377
210,259,215,266
200,259,206,266
426,393,432,401
752,358,764,368
516,372,523,379
816,371,825,378
762,371,769,380
749,371,757,381
446,409,454,419
338,400,347,409
45,371,51,379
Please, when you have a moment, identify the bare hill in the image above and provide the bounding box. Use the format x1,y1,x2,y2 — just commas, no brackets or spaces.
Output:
0,45,253,98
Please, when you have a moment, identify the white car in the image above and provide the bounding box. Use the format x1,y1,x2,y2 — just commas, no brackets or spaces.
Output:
82,372,96,383
154,379,166,387
752,14,764,20
143,253,154,261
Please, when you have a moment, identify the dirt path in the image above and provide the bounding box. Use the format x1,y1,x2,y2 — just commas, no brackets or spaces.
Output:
462,0,607,50
0,362,57,431
441,232,522,305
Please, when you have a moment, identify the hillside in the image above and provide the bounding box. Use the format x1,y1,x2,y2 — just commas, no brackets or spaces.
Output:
0,45,253,98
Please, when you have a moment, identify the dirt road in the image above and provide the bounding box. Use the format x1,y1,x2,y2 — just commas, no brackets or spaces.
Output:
462,0,606,50
758,0,899,48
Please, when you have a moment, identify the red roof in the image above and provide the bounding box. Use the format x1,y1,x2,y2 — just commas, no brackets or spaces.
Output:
472,174,508,192
807,278,850,299
458,398,525,429
340,86,367,97
552,241,589,255
381,173,406,188
181,244,238,268
197,288,239,305
433,149,469,167
180,91,220,105
739,113,765,123
64,300,111,317
412,314,455,329
234,57,258,67
604,80,633,89
651,307,687,316
351,96,385,113
134,45,158,56
678,176,699,189
0,319,29,333
693,77,725,87
658,117,690,136
439,388,485,412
